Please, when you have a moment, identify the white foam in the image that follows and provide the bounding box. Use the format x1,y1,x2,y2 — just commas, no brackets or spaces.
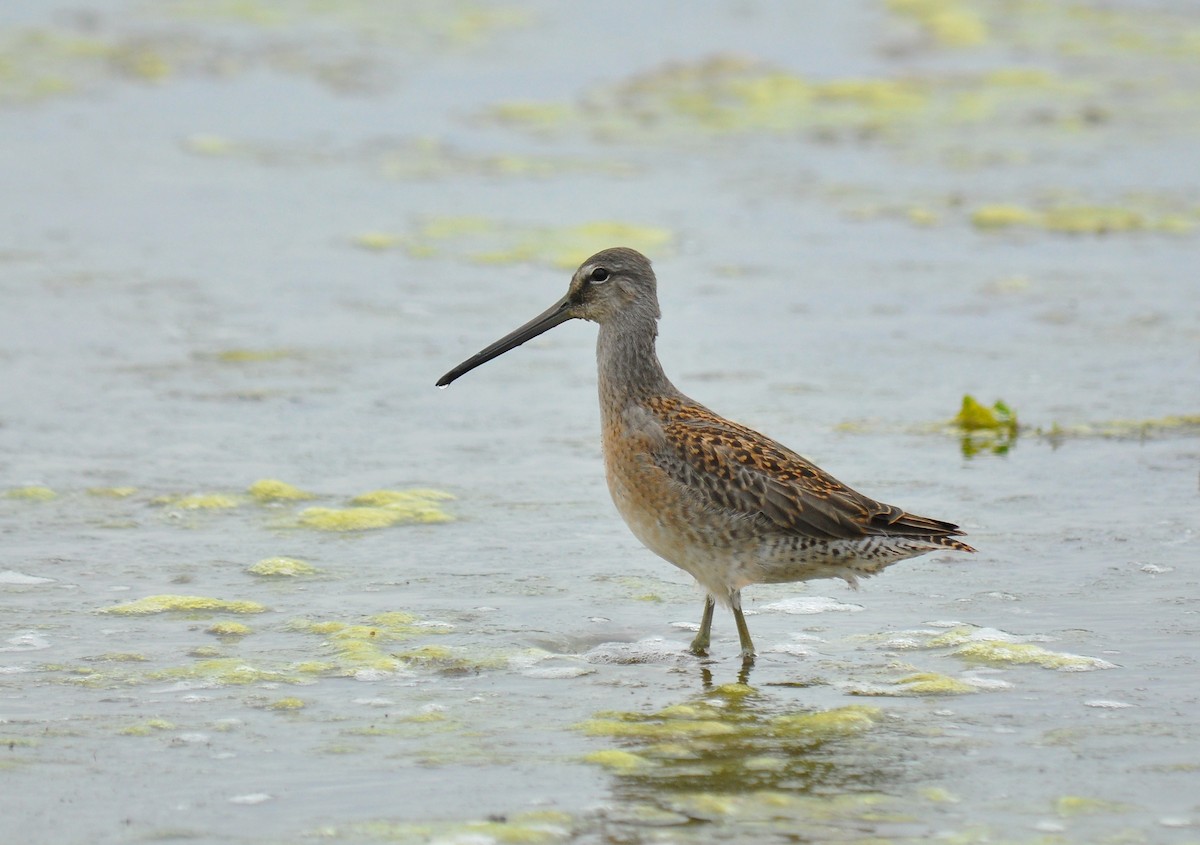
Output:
762,597,864,615
0,570,55,585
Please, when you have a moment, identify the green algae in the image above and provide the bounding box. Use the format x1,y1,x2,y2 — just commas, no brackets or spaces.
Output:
4,486,56,501
927,625,1117,671
854,671,979,696
892,672,977,695
488,54,1101,144
955,395,1018,432
1038,413,1200,441
576,682,894,803
1,4,528,107
352,231,403,251
354,217,674,269
83,652,149,663
374,137,631,181
954,395,1018,457
298,489,453,530
396,644,506,673
298,506,409,530
1055,795,1135,817
770,705,882,738
119,718,175,736
888,0,988,47
579,717,739,740
149,658,310,686
188,645,223,658
159,0,529,46
86,486,137,498
247,556,318,577
267,697,305,711
920,786,961,804
288,611,454,676
153,493,240,509
247,479,315,502
314,810,574,844
0,737,39,748
972,202,1192,235
349,488,454,507
971,203,1041,229
181,133,235,156
214,347,297,363
583,749,653,773
953,640,1116,671
99,595,266,615
207,621,252,637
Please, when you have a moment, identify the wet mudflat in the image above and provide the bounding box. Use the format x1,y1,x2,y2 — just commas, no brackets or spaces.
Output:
1,2,1198,843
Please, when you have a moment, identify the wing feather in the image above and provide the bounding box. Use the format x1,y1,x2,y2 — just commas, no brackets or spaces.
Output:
646,397,965,543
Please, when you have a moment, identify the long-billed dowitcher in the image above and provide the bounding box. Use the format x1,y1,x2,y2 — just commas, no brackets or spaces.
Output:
437,248,974,659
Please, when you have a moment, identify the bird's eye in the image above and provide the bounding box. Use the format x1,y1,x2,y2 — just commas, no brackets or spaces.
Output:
589,267,610,284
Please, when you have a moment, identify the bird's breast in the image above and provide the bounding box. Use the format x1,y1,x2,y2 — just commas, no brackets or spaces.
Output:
599,398,761,595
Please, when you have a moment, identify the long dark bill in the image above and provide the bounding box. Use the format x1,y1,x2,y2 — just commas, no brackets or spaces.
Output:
436,295,574,387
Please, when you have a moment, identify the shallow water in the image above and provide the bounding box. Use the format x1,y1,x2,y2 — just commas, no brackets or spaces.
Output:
2,1,1199,843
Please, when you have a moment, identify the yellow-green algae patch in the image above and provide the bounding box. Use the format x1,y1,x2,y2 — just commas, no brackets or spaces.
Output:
663,790,910,826
4,486,56,501
575,682,895,801
894,672,977,695
583,749,653,773
887,0,988,47
349,488,455,507
971,203,1041,229
953,640,1116,671
578,717,739,740
213,348,296,363
928,625,1117,671
359,217,673,270
396,645,507,673
247,556,318,577
488,55,1108,144
207,621,252,637
771,705,882,738
1038,413,1200,441
119,719,174,736
268,697,305,711
352,231,403,251
298,506,405,530
83,652,149,663
189,645,223,658
99,595,266,615
954,395,1017,432
953,395,1018,457
86,486,137,498
158,0,529,46
972,203,1190,235
314,810,574,844
852,670,979,696
153,493,241,509
1055,795,1135,817
288,611,452,676
299,488,454,530
372,137,634,181
148,658,310,686
248,479,315,502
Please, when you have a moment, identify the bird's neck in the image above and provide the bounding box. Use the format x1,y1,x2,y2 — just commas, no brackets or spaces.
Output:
596,315,674,408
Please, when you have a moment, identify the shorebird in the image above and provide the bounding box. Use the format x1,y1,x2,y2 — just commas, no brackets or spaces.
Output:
437,248,974,660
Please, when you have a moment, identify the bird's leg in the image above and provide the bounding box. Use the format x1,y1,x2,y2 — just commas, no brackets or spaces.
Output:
689,594,716,656
731,589,756,660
